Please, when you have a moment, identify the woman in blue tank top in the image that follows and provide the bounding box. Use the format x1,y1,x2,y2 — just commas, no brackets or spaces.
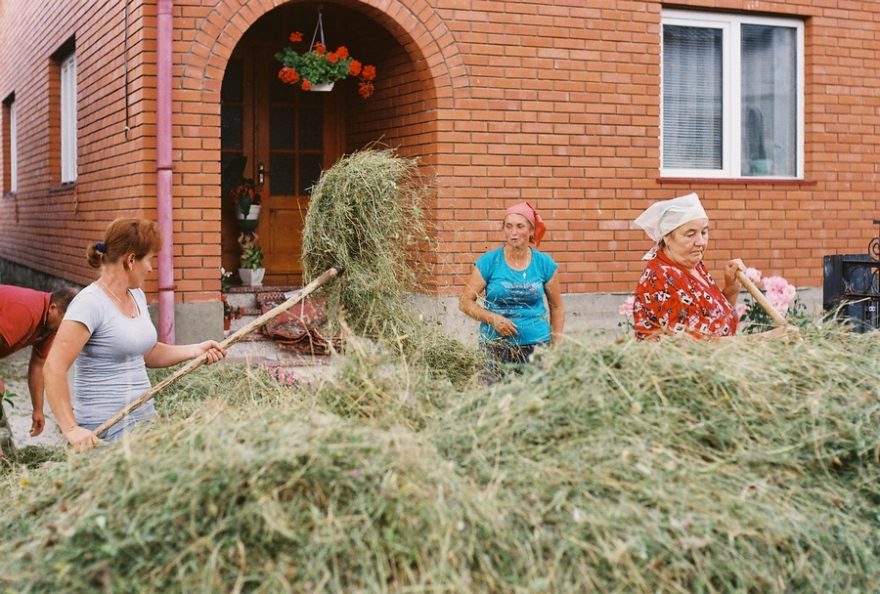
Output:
459,202,564,382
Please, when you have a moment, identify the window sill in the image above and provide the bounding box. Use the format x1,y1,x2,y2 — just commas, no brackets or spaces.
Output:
657,177,817,186
49,182,77,193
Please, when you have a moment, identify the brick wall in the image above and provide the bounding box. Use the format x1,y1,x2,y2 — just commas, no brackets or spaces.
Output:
0,1,163,292
1,0,877,307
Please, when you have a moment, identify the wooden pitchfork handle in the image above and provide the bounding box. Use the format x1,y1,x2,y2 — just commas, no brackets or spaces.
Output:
734,269,789,328
94,265,343,438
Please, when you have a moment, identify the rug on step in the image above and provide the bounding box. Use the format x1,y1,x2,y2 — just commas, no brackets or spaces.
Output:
257,293,344,355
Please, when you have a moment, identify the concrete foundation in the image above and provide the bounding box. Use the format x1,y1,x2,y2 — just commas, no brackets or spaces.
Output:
410,288,823,343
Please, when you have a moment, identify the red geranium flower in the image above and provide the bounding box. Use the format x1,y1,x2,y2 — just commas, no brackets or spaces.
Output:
276,33,376,99
358,81,374,98
277,67,300,85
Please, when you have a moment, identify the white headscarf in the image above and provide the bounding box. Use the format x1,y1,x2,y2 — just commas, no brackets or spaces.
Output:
633,193,708,260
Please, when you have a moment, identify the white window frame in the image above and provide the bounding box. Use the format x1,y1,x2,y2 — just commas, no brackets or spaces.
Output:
8,99,16,193
660,9,804,179
60,51,77,183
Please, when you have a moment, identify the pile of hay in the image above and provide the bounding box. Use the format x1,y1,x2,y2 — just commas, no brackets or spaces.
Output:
2,326,880,592
302,148,481,385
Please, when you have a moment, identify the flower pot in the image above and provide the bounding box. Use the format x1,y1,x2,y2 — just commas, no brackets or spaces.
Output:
235,205,261,232
310,82,335,92
749,159,773,175
239,267,265,287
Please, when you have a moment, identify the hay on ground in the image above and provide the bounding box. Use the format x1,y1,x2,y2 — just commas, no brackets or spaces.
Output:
2,326,880,592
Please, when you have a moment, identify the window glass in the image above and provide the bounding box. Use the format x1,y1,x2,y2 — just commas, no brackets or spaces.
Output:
661,11,802,178
662,26,723,170
60,52,77,183
741,24,797,177
9,100,16,193
221,105,243,149
270,153,295,196
298,154,323,194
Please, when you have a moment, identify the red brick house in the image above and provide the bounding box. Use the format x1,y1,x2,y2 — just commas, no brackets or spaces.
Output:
0,0,877,342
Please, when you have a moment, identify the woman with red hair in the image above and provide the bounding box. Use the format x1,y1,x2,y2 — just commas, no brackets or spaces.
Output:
459,202,564,382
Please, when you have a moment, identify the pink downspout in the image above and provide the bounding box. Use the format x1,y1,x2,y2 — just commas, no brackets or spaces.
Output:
156,0,175,343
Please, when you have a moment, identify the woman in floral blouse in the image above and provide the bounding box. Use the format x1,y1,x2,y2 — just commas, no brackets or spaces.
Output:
631,193,744,340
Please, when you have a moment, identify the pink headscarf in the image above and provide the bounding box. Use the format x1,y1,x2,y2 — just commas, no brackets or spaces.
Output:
504,201,546,246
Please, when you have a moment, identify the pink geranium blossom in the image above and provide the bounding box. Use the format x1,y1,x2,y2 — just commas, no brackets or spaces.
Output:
734,302,748,320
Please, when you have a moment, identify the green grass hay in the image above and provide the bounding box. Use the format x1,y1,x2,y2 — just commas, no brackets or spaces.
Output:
302,148,481,385
2,326,880,592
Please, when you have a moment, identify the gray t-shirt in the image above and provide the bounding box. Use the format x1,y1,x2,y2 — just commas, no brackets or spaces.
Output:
64,283,158,438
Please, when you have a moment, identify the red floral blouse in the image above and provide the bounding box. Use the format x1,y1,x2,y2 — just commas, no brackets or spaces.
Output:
633,250,738,340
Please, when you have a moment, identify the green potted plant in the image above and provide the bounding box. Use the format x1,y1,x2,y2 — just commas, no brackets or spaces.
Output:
239,244,265,287
275,31,376,98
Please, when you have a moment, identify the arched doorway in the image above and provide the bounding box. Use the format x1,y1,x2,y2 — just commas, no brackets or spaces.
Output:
221,6,351,285
217,1,441,287
221,42,344,285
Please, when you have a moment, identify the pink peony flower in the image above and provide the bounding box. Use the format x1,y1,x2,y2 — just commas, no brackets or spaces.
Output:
619,295,635,317
734,303,747,319
762,276,797,315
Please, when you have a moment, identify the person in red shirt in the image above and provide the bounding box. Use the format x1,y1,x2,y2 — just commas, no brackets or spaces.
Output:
631,193,744,340
0,285,77,453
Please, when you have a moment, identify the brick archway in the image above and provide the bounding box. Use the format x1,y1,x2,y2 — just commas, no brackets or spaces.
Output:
175,0,462,295
180,0,465,103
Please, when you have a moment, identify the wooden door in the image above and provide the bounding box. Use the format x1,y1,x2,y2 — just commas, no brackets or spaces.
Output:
221,44,344,285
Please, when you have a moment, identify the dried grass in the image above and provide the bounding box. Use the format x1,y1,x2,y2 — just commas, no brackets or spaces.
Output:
302,148,482,385
2,326,880,592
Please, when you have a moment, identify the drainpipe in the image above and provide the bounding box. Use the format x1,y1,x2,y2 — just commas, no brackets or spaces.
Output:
156,0,175,343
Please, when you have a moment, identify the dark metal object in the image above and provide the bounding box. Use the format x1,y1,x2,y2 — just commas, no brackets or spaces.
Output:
823,220,880,332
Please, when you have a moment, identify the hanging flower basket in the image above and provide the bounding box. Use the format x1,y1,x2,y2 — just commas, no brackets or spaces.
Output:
229,179,262,231
235,204,261,232
275,10,377,98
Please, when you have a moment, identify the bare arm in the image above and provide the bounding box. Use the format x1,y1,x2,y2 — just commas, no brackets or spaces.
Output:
143,340,226,369
544,272,565,346
44,320,97,449
458,266,517,337
27,350,46,436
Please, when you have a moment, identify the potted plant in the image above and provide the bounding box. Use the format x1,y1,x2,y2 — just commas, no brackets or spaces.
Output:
275,31,376,98
222,155,262,231
229,178,262,232
239,244,265,287
220,267,241,331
